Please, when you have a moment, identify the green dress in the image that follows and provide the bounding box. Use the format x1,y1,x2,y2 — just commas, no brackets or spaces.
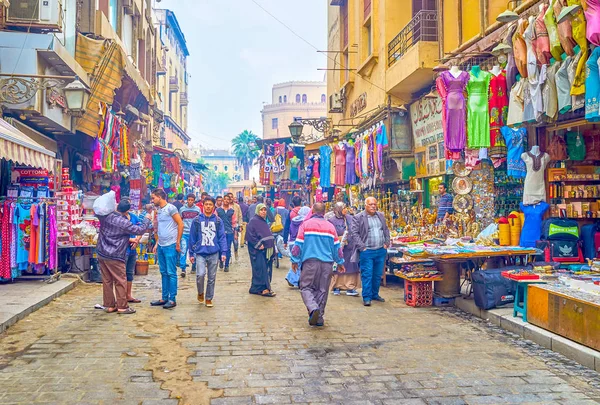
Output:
466,70,492,149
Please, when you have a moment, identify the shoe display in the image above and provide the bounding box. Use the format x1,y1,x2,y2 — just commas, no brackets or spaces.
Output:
205,299,214,307
346,289,359,296
333,289,341,296
197,293,204,303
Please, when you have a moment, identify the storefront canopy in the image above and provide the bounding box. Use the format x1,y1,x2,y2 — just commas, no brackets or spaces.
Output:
0,117,56,171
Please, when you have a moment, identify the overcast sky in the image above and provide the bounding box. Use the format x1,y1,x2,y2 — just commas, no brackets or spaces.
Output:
158,0,327,150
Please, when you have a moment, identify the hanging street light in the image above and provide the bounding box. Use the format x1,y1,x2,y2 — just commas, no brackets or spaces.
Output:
288,120,304,143
62,77,91,117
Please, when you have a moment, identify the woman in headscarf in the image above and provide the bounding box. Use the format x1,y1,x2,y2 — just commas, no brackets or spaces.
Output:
285,206,311,288
328,202,360,296
246,204,276,297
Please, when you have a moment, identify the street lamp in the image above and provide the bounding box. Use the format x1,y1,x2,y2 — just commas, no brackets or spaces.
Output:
63,77,91,117
288,121,304,143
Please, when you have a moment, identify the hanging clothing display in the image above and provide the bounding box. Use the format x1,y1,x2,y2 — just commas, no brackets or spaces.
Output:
441,70,469,152
554,0,577,56
585,46,600,121
507,80,525,126
522,152,550,205
568,50,586,111
556,56,574,113
566,131,586,160
376,124,388,174
585,0,600,46
513,19,530,78
544,0,565,61
345,142,357,184
534,4,552,65
542,61,561,122
505,23,519,91
531,64,547,121
466,69,492,148
289,156,300,182
334,144,346,185
319,145,332,188
568,0,587,96
489,71,509,150
502,126,527,179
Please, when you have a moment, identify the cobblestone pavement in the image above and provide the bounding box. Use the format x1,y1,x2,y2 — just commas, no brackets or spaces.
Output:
1,249,600,405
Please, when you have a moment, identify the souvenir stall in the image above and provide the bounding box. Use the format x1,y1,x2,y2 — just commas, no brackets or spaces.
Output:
258,138,309,203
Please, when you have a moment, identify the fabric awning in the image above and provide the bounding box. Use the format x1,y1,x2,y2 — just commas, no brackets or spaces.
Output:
0,118,56,171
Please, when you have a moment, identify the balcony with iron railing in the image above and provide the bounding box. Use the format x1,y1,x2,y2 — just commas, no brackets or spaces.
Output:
386,10,439,101
169,76,179,92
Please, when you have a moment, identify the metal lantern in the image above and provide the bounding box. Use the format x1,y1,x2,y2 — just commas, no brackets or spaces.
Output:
288,120,304,143
63,77,91,116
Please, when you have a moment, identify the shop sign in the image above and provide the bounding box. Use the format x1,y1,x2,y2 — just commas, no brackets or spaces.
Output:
390,111,412,154
350,93,367,117
46,88,68,111
410,95,445,177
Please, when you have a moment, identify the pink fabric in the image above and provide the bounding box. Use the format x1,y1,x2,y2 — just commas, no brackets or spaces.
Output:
534,4,552,64
48,205,57,271
585,0,600,46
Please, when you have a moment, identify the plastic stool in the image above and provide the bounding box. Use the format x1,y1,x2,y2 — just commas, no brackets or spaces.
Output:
512,281,545,323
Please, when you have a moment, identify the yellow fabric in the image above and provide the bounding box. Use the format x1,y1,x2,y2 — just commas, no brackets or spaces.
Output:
75,34,125,137
567,0,588,96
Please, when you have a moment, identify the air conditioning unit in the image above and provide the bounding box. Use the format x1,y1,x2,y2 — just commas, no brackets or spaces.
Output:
7,0,63,31
329,93,343,113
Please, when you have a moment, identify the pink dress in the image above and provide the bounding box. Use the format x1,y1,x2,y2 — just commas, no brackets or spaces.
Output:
334,145,346,185
585,0,600,46
440,70,469,152
534,4,552,64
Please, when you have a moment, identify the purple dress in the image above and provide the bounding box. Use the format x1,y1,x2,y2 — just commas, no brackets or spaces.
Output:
441,70,469,152
328,215,358,274
345,144,357,184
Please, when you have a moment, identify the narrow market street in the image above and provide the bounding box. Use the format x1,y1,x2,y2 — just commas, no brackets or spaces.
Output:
0,250,599,405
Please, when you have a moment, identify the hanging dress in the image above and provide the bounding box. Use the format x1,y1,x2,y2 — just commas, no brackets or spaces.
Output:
513,19,530,78
334,144,346,185
466,70,492,148
441,70,469,152
345,143,357,184
0,203,11,280
568,0,587,96
489,71,509,154
289,156,300,182
556,56,574,113
543,61,561,122
502,126,528,179
507,79,525,127
585,46,600,121
544,0,565,61
522,152,551,205
584,0,600,46
554,0,577,56
568,50,586,111
531,64,547,121
534,4,552,65
504,23,519,91
319,145,331,188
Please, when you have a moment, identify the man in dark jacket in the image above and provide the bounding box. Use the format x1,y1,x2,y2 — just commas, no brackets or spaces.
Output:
97,199,152,314
350,197,391,307
189,197,228,308
216,196,236,272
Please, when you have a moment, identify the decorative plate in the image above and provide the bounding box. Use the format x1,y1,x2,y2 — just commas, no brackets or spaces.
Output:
452,176,473,195
453,194,473,213
452,161,472,177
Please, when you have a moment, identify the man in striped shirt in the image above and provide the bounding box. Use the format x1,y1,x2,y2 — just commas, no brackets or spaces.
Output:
436,183,454,222
291,203,345,327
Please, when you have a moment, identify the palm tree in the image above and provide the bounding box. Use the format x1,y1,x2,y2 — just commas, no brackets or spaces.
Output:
231,130,260,180
202,170,231,196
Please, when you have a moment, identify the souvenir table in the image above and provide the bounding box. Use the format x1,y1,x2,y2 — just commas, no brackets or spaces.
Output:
393,244,539,298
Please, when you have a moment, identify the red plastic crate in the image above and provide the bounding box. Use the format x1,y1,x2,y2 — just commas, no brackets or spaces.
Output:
404,280,433,307
501,271,540,281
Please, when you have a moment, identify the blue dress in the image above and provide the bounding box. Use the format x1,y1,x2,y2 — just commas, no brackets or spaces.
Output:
319,145,332,188
501,126,527,179
519,202,549,248
585,47,600,122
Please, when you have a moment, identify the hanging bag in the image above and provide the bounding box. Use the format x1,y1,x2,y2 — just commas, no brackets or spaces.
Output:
547,135,568,161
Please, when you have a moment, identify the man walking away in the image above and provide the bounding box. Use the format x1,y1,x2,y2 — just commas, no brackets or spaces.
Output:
350,197,390,307
228,193,243,261
173,193,184,211
179,193,201,277
248,195,262,222
150,189,184,309
189,197,227,308
97,198,152,314
292,203,345,327
216,195,236,272
238,196,249,247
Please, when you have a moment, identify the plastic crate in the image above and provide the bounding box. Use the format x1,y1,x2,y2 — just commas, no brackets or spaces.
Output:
404,279,433,307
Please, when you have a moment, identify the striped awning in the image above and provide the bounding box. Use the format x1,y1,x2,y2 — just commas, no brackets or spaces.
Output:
0,118,56,171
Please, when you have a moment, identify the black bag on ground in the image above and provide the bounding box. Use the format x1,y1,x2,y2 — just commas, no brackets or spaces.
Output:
472,268,516,310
